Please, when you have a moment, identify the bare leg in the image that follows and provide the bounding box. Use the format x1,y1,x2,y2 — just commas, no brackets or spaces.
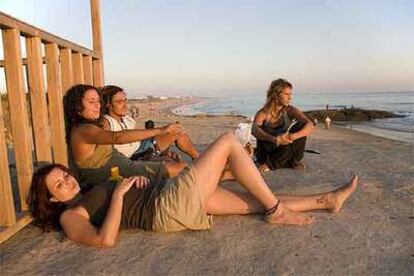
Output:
205,176,358,215
155,132,199,159
205,187,264,215
194,132,312,226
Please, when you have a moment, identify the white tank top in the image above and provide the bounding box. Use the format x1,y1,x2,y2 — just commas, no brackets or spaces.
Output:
104,114,141,158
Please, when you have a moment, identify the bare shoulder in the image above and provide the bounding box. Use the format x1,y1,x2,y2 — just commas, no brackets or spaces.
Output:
60,207,88,224
288,105,311,122
59,207,90,233
74,123,103,137
101,117,111,130
253,109,267,125
288,105,302,113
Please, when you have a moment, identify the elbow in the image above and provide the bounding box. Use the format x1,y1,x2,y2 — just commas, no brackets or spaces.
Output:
100,238,116,248
100,234,118,248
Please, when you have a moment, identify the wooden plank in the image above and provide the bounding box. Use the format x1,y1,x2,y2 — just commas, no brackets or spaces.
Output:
91,0,105,85
83,55,93,85
45,43,68,166
0,57,47,68
2,28,33,211
92,59,104,87
0,12,95,57
60,48,73,94
25,36,52,162
72,52,84,84
0,98,16,227
90,0,104,59
0,215,32,244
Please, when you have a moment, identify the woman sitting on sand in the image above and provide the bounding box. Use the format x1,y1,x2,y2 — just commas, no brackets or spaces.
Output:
100,85,199,162
63,84,188,183
252,79,314,172
28,132,358,248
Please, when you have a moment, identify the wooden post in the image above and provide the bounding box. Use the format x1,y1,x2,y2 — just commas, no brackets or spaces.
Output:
92,59,104,87
60,48,73,94
0,100,16,226
90,0,104,86
25,36,52,162
83,55,93,85
72,52,84,84
2,28,33,210
45,43,68,166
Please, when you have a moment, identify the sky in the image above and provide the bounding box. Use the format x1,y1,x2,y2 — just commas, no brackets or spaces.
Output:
0,0,413,96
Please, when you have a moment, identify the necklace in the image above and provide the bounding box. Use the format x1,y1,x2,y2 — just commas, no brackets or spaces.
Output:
115,117,134,146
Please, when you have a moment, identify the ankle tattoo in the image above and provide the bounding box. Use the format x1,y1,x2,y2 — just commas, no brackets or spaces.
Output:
316,196,325,205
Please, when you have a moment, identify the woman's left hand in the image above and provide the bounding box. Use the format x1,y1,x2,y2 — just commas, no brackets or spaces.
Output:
133,176,150,189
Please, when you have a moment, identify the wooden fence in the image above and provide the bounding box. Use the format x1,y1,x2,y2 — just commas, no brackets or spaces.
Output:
0,0,104,244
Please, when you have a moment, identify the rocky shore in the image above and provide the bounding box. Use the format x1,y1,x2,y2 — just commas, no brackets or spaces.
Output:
305,108,404,122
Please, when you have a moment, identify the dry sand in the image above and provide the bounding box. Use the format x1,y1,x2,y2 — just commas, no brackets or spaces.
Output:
1,98,413,275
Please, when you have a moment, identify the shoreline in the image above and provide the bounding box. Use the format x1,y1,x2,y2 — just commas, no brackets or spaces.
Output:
163,98,412,144
334,122,413,143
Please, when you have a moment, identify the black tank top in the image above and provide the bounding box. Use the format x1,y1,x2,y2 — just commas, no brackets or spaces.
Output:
65,180,166,230
260,108,292,136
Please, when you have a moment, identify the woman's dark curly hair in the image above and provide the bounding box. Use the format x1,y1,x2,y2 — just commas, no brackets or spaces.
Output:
27,164,74,232
63,84,104,143
100,85,124,115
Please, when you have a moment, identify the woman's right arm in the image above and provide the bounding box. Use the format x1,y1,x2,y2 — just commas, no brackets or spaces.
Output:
60,176,149,248
75,123,182,145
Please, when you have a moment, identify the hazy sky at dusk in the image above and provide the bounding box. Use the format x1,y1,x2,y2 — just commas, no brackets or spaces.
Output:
0,0,413,96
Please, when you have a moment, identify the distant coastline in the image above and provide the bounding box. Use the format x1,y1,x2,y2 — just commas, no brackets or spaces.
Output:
162,92,413,143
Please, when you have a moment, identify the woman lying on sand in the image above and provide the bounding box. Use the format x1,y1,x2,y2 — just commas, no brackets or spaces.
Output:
28,132,358,248
63,84,188,183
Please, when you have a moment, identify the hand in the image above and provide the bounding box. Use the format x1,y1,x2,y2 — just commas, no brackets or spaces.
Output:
133,176,150,189
167,151,181,162
163,123,183,135
275,132,293,146
114,176,150,197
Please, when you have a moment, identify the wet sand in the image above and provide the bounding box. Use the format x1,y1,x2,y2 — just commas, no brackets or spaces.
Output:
1,98,413,275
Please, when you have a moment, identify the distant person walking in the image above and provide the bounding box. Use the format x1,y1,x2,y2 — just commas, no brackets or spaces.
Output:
325,116,331,130
252,79,314,171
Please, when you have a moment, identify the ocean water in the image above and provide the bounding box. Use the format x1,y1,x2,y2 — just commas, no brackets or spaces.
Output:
173,91,414,143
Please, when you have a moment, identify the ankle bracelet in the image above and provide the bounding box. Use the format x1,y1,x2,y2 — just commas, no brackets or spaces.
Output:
265,200,280,215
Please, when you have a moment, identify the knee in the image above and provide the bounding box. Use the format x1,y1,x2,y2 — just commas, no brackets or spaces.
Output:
219,132,237,143
218,132,242,150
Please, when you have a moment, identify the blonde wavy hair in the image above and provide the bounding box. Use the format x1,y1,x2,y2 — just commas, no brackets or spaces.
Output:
261,78,293,119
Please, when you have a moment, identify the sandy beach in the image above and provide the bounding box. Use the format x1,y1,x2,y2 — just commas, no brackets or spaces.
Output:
1,98,413,275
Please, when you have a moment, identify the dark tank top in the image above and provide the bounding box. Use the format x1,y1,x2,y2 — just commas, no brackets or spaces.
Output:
65,180,166,230
260,108,292,136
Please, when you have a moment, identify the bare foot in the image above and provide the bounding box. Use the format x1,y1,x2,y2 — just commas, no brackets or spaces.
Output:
244,142,254,157
291,160,305,170
329,175,359,213
265,204,314,226
258,163,270,173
